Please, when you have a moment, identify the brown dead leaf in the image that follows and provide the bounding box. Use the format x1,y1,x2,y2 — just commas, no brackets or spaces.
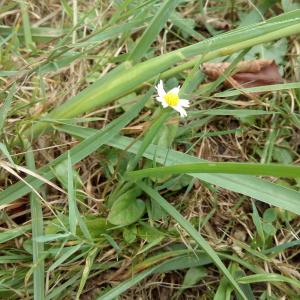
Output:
203,60,283,96
0,198,28,212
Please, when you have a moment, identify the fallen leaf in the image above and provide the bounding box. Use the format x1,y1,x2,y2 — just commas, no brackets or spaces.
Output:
203,60,283,96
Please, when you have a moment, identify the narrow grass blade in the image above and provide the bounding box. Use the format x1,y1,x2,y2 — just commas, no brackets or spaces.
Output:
170,12,205,41
74,17,150,48
126,162,300,179
263,240,300,255
128,0,181,62
215,82,300,97
0,83,15,133
75,247,98,300
19,1,34,50
35,233,71,243
66,152,91,239
0,143,16,167
126,109,171,171
191,109,274,117
67,151,77,235
0,224,31,243
214,275,231,300
24,142,44,300
238,273,300,289
47,244,82,272
251,202,265,246
231,265,255,300
0,25,65,40
136,181,247,300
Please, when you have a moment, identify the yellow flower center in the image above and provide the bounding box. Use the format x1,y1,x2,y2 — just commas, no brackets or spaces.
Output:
164,93,179,107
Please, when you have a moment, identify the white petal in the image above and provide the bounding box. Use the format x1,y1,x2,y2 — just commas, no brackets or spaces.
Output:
168,86,180,95
161,100,168,108
179,99,190,107
155,80,166,97
156,96,164,103
173,105,187,117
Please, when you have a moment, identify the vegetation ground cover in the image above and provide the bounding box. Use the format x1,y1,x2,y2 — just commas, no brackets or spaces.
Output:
1,1,300,299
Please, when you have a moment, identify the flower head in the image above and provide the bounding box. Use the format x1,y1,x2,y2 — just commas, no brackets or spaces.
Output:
155,80,190,117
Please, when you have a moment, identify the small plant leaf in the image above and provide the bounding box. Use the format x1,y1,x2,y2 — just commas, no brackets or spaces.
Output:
182,267,207,288
263,208,277,223
108,197,145,226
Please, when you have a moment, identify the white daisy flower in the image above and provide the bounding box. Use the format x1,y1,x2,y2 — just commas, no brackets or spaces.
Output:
155,80,190,117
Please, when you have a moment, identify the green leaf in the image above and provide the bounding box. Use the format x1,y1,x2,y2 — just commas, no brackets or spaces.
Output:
48,244,82,272
272,146,294,164
154,121,178,148
116,93,139,112
0,83,15,133
251,202,265,245
191,109,275,118
76,248,98,300
127,162,300,179
215,82,300,97
67,151,91,240
214,275,231,300
35,233,71,243
244,38,288,65
138,222,165,243
24,141,45,300
67,152,77,236
181,267,207,288
0,142,16,167
19,0,35,50
80,216,112,238
171,12,204,41
262,223,276,237
126,109,171,172
128,0,181,62
263,208,277,223
238,273,300,289
123,225,137,244
231,264,255,300
263,239,300,255
0,25,65,41
53,158,83,193
0,224,31,243
282,0,300,12
239,0,277,27
108,197,145,226
60,0,72,16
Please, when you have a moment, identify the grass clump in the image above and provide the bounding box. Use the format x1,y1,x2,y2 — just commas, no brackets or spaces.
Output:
1,1,300,299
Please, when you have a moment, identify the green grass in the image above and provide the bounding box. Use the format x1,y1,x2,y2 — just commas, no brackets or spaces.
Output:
1,1,300,299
